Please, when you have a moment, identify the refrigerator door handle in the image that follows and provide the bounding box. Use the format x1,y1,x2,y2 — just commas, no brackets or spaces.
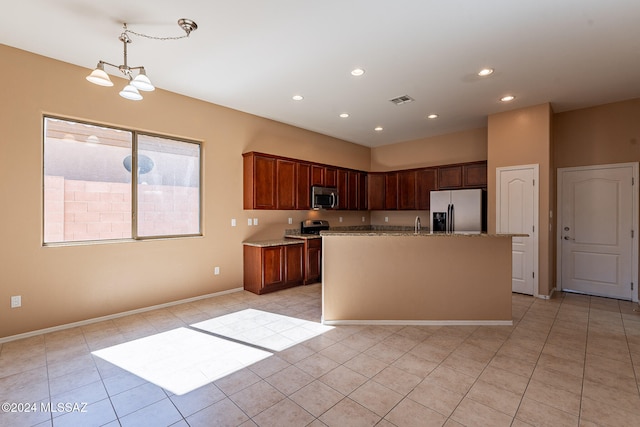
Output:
451,203,455,232
447,204,452,233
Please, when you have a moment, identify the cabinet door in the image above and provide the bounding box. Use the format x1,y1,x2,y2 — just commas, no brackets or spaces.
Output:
385,172,398,210
276,159,296,210
246,154,277,209
358,172,368,210
463,162,487,188
347,170,359,210
368,173,385,210
325,167,338,188
417,168,438,210
296,162,311,210
306,239,322,284
262,246,284,288
438,165,463,189
398,170,417,210
337,169,348,210
285,244,304,285
311,165,325,186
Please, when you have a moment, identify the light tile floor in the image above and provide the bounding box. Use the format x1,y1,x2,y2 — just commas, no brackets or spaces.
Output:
1,284,640,426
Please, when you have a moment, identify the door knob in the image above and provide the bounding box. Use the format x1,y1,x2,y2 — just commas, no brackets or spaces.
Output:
563,236,574,240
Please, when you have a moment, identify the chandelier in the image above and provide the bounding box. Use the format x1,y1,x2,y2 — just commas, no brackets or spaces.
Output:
86,19,198,101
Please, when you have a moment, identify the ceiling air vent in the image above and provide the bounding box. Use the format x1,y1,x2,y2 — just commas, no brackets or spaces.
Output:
389,95,414,105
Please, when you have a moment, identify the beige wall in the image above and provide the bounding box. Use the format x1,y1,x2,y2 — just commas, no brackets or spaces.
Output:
0,45,370,339
370,128,487,171
488,103,554,296
554,98,640,168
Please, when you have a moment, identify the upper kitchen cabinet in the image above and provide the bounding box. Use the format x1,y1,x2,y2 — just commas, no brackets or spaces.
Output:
438,161,487,190
368,173,385,210
397,170,417,210
416,168,438,210
296,162,311,210
385,172,398,210
276,159,296,210
243,152,277,209
311,165,325,186
325,167,338,187
336,169,348,210
463,161,487,188
438,165,463,189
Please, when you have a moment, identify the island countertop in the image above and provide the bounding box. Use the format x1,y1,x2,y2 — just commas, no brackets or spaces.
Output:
320,231,527,237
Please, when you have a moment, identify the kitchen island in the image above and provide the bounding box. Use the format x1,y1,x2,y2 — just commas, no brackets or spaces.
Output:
321,231,524,325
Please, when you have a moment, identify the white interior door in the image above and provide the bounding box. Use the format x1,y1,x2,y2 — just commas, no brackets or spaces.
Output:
559,164,637,300
497,165,538,296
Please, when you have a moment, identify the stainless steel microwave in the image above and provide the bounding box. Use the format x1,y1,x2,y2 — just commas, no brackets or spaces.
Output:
311,186,338,209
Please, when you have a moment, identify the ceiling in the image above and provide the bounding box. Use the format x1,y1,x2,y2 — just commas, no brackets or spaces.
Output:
2,0,640,147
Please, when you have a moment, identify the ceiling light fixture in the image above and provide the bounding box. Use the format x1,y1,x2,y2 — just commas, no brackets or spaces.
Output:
86,19,198,101
351,68,365,76
339,113,349,118
374,126,383,132
478,68,494,77
500,95,516,102
427,114,439,119
292,95,304,101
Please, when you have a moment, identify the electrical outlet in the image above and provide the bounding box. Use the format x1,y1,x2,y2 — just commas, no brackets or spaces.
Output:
385,216,389,222
248,218,252,226
288,218,292,224
253,218,258,225
214,267,220,275
339,217,343,223
231,218,236,227
11,295,21,308
362,216,365,222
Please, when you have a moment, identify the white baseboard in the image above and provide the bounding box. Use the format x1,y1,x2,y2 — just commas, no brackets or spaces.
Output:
0,287,244,344
321,319,513,326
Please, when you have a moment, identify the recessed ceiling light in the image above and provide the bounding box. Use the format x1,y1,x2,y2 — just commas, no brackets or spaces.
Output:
374,126,383,132
292,95,304,101
427,114,439,119
500,95,515,102
339,113,349,118
351,68,365,77
478,68,494,77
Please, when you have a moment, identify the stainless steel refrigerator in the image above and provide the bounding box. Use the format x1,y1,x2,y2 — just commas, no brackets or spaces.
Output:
430,189,486,233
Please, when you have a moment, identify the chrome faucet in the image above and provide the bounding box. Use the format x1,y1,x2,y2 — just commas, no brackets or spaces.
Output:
414,216,421,234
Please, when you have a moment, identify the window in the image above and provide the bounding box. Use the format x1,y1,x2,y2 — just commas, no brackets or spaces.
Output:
43,117,201,244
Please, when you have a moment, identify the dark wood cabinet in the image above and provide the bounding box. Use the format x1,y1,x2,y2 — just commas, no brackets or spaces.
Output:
276,159,296,209
296,162,311,210
325,167,338,187
305,238,322,284
311,165,325,186
438,165,463,189
417,168,438,210
463,162,487,188
243,153,277,209
368,173,385,210
337,169,348,210
385,172,398,210
358,172,368,210
397,170,417,210
347,170,359,210
243,243,304,294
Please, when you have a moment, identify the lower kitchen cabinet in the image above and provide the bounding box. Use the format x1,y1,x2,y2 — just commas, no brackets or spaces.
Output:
243,242,304,294
305,238,322,284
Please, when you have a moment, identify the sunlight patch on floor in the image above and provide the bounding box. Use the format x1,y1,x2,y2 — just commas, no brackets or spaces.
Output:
92,327,271,395
191,308,334,351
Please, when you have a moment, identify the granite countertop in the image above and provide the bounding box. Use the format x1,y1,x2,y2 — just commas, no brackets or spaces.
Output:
320,231,528,237
285,234,322,240
243,239,305,248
